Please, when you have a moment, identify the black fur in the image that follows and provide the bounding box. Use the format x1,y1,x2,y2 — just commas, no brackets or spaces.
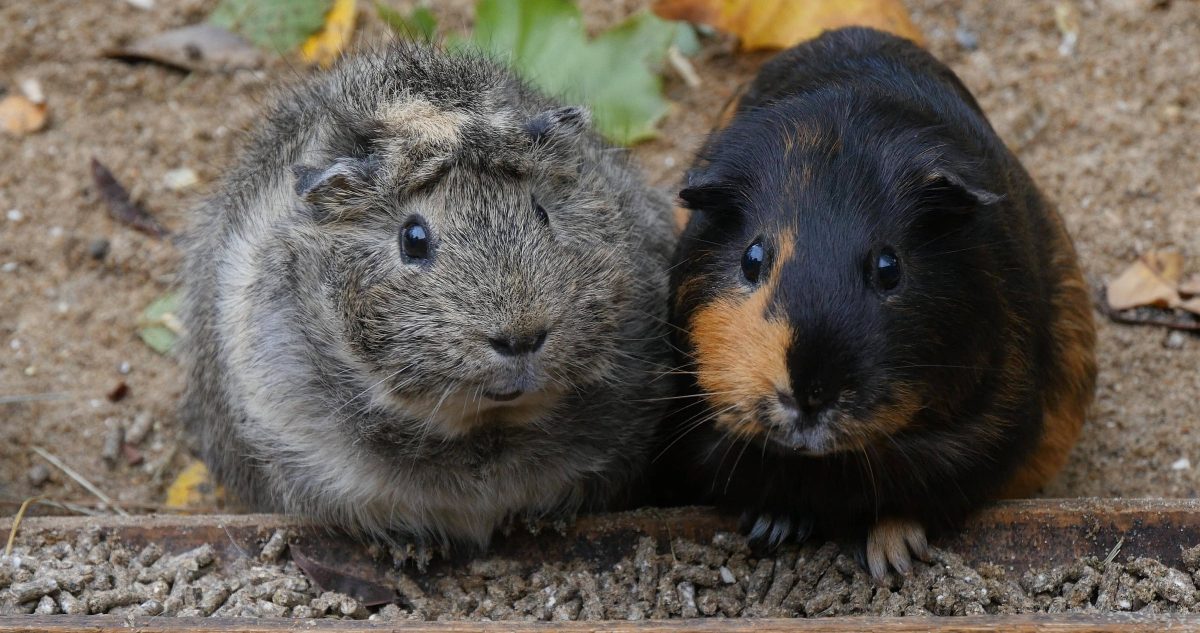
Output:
660,28,1072,546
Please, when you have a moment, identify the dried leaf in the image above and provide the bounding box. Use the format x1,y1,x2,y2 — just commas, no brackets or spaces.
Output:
90,158,169,238
469,0,689,145
1106,259,1181,311
210,0,333,53
0,95,48,136
652,0,924,51
290,546,397,607
105,24,263,72
1180,274,1200,297
301,0,358,68
1143,249,1185,285
1183,297,1200,317
137,292,183,355
165,460,222,509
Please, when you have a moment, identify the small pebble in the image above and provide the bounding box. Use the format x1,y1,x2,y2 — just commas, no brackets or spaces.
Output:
6,209,22,222
26,463,50,487
1164,331,1186,350
118,361,132,375
1172,457,1191,471
2,262,18,273
87,238,111,260
163,167,199,191
954,26,979,51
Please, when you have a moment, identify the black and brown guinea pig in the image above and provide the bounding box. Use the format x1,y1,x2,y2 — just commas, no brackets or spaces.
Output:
662,27,1097,581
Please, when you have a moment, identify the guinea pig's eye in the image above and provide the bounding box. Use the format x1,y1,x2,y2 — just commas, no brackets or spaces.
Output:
399,219,432,262
874,247,902,292
532,195,550,226
742,238,765,285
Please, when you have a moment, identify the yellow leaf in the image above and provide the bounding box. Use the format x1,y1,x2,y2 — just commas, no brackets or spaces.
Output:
301,0,358,68
653,0,924,51
165,459,224,510
0,95,48,136
1106,257,1182,311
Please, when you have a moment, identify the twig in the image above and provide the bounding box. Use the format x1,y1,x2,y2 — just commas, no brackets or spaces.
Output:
667,46,702,89
31,447,129,516
0,392,73,405
4,496,42,557
1102,536,1125,567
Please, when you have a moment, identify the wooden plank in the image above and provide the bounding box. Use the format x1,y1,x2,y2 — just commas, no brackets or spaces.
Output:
3,613,1200,632
4,500,1200,569
5,501,1200,632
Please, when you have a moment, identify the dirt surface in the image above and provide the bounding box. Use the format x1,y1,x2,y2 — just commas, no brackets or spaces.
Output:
1,0,1198,517
5,520,1200,618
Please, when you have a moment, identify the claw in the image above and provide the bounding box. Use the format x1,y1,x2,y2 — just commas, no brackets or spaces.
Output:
865,518,927,584
767,515,792,550
743,512,812,551
793,517,814,544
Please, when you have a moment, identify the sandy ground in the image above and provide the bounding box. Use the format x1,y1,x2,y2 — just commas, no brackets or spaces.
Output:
0,0,1197,517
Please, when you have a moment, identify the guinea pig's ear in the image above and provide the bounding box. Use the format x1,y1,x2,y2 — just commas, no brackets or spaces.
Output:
292,156,378,222
525,106,591,144
678,169,742,215
921,167,1002,212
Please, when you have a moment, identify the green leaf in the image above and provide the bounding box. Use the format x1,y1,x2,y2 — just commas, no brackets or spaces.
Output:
469,0,683,145
209,0,334,52
137,292,182,355
376,3,437,41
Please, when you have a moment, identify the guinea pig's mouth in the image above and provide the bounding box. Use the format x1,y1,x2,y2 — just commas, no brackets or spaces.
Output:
483,389,523,402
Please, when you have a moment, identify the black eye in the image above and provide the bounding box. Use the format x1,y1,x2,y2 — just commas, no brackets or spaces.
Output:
742,238,765,285
400,220,431,261
532,195,549,226
875,247,902,292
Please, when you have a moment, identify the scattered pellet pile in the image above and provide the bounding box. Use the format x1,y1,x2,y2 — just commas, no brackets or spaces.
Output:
3,526,1200,620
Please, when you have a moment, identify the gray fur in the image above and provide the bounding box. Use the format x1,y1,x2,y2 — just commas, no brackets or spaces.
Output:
178,44,676,548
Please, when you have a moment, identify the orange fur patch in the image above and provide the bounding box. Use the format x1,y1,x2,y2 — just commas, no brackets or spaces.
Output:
689,236,796,435
1001,211,1097,497
673,206,691,236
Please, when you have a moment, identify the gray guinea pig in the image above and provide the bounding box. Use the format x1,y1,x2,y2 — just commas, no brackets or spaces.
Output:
178,44,676,547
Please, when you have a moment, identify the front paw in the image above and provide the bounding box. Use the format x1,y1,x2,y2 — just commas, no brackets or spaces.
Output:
740,511,814,551
865,518,929,583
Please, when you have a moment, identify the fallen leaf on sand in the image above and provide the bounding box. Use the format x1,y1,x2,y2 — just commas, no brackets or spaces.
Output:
469,0,690,145
652,0,924,51
165,459,223,509
1178,274,1200,297
1143,249,1185,285
290,546,397,607
1106,251,1183,311
301,0,358,68
91,158,169,238
105,24,263,72
137,292,183,355
210,0,332,52
0,95,48,136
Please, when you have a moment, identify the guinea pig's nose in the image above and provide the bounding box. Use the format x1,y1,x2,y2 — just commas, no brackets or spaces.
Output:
802,383,834,413
489,329,548,356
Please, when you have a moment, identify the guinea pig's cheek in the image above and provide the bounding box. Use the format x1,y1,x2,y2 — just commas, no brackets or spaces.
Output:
689,290,793,437
854,386,924,443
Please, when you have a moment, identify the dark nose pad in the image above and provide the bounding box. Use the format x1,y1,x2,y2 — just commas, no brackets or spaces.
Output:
489,329,548,356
